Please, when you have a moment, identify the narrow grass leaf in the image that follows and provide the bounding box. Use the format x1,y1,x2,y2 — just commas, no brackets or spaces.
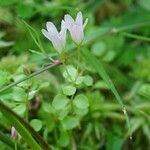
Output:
0,101,42,150
81,48,131,138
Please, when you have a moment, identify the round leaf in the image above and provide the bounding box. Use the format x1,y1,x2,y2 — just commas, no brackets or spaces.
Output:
30,119,42,132
61,116,79,130
62,85,76,96
52,94,69,110
83,75,93,86
73,94,89,109
63,65,77,82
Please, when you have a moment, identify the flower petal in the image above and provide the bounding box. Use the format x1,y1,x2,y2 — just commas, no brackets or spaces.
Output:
46,22,58,35
42,29,53,41
61,20,66,31
51,36,64,53
76,11,83,26
64,14,74,31
71,24,83,45
59,29,66,49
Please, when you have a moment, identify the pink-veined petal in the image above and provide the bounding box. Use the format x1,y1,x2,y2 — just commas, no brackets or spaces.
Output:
46,22,58,35
76,11,83,26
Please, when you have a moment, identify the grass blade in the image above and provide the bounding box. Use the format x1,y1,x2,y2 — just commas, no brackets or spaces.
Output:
0,101,42,150
81,48,131,138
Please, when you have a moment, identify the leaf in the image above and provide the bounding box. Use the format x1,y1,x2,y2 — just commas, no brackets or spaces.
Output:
63,65,77,82
0,0,17,5
61,116,79,130
138,84,150,99
91,42,106,56
138,0,150,11
13,87,27,102
81,48,131,135
22,20,46,55
83,75,93,86
0,101,42,150
73,94,89,109
62,85,76,96
30,119,42,132
0,41,14,48
0,70,9,87
13,104,26,116
16,3,34,19
73,107,88,116
42,102,56,114
58,107,70,120
52,94,69,110
58,131,69,147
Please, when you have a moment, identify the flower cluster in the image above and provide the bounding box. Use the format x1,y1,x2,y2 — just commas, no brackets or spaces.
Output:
42,12,88,53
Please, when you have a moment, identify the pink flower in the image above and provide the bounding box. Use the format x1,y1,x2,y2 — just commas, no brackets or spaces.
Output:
42,20,66,53
64,11,88,45
11,126,17,140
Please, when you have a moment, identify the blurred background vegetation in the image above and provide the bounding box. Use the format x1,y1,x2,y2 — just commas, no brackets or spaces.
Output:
0,0,150,150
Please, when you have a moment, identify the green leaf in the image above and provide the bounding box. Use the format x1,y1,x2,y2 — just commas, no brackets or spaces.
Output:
0,101,42,150
91,42,106,56
58,131,69,147
61,116,79,130
73,94,89,109
83,75,93,86
58,107,70,120
138,0,150,11
94,80,109,89
75,76,84,85
0,70,9,87
30,119,42,132
138,84,150,99
22,20,47,56
63,65,77,82
16,3,34,19
13,87,27,102
42,102,56,114
13,104,26,116
0,41,14,48
0,0,17,5
62,85,76,96
74,107,88,116
52,94,69,110
81,48,131,136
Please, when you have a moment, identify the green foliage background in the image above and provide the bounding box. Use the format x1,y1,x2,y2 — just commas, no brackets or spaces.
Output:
0,0,150,149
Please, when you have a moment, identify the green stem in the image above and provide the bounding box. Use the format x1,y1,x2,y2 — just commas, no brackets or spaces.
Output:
15,142,17,150
121,32,150,42
0,60,62,93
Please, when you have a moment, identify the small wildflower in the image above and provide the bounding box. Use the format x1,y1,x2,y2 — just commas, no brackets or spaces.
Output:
64,11,88,45
42,20,66,53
